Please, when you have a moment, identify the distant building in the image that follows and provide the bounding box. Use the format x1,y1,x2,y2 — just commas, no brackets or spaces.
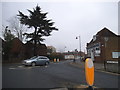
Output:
47,46,56,54
64,52,74,60
86,27,120,62
64,51,85,60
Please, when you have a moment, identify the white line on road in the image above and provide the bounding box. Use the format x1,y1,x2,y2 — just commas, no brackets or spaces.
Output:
9,68,16,69
26,67,33,69
18,66,24,68
8,65,49,70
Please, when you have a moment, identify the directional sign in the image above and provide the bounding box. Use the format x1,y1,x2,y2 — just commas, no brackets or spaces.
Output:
85,58,94,86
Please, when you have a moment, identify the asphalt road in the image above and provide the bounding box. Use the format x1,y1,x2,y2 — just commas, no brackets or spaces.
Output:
2,60,119,89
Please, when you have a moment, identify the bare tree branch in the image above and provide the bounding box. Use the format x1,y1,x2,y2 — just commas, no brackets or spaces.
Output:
7,15,27,41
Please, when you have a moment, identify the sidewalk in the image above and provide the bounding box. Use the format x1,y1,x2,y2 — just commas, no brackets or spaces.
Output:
69,60,104,70
69,60,119,75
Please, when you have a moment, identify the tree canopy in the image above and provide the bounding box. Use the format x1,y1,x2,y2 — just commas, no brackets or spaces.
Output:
17,5,58,55
3,26,15,42
18,5,58,43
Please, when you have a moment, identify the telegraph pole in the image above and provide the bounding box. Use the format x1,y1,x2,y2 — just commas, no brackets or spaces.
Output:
76,35,81,61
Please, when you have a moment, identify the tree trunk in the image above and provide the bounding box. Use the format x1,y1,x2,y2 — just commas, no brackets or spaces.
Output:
34,27,37,56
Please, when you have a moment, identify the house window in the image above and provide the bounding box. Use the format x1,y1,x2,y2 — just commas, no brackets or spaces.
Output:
96,47,99,50
93,35,96,41
95,47,100,56
112,52,120,58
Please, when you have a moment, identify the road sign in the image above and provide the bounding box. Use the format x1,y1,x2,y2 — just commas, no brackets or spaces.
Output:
85,58,94,86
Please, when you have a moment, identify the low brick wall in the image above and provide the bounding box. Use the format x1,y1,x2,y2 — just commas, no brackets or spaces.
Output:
106,61,119,73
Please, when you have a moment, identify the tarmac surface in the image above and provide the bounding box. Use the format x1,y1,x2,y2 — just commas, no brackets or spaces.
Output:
2,60,119,89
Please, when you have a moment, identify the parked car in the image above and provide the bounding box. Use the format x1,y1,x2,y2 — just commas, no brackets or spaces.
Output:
22,56,50,66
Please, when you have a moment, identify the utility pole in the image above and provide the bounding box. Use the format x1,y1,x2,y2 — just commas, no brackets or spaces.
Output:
104,37,109,71
76,35,81,61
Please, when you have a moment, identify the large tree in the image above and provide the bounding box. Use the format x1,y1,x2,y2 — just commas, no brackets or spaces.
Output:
18,5,58,56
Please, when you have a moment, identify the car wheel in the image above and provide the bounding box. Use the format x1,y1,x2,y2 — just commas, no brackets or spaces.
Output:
31,62,36,66
45,62,49,65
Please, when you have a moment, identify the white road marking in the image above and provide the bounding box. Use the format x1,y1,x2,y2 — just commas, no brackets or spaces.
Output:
9,68,16,69
26,67,33,69
45,66,48,68
9,65,50,70
18,66,23,68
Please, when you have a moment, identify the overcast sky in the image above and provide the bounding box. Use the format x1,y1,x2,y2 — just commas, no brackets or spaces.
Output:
0,0,119,52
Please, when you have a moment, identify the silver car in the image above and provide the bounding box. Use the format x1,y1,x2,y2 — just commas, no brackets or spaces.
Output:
22,56,50,66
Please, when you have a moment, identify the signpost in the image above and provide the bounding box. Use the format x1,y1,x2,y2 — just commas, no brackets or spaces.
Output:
85,58,94,89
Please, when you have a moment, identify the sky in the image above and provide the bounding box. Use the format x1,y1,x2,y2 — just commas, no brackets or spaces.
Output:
0,0,119,53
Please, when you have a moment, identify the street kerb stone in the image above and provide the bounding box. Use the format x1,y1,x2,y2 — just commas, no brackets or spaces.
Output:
69,61,120,75
73,84,97,90
50,88,68,90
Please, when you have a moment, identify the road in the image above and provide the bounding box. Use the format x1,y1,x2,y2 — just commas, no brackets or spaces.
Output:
2,60,119,89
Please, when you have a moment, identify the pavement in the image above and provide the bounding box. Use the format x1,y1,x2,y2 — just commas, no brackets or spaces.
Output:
69,60,119,75
69,60,105,70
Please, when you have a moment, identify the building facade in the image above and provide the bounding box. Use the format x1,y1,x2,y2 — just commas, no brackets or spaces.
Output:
64,51,85,60
86,27,119,62
2,38,47,62
47,46,56,54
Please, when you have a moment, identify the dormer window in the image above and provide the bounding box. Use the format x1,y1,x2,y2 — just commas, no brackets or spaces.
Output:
93,35,96,41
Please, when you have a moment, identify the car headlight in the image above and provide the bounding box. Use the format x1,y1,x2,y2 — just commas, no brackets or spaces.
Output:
26,61,31,63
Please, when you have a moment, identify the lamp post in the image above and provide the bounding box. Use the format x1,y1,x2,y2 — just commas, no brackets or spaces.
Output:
104,37,108,70
76,35,81,61
64,46,67,52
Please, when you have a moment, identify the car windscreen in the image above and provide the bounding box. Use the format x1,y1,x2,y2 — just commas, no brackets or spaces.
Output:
30,56,37,59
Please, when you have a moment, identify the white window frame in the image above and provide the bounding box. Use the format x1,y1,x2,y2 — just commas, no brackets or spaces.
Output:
112,52,120,58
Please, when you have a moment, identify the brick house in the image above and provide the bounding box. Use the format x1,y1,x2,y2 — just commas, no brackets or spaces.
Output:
24,41,47,59
36,44,47,56
86,27,119,63
2,38,47,62
10,38,25,61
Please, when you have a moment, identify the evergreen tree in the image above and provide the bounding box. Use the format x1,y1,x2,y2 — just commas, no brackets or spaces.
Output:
2,26,15,61
18,5,58,56
3,26,15,42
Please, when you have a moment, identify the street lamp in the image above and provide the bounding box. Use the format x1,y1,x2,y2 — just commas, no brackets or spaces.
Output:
64,46,67,52
104,37,109,70
76,35,81,61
